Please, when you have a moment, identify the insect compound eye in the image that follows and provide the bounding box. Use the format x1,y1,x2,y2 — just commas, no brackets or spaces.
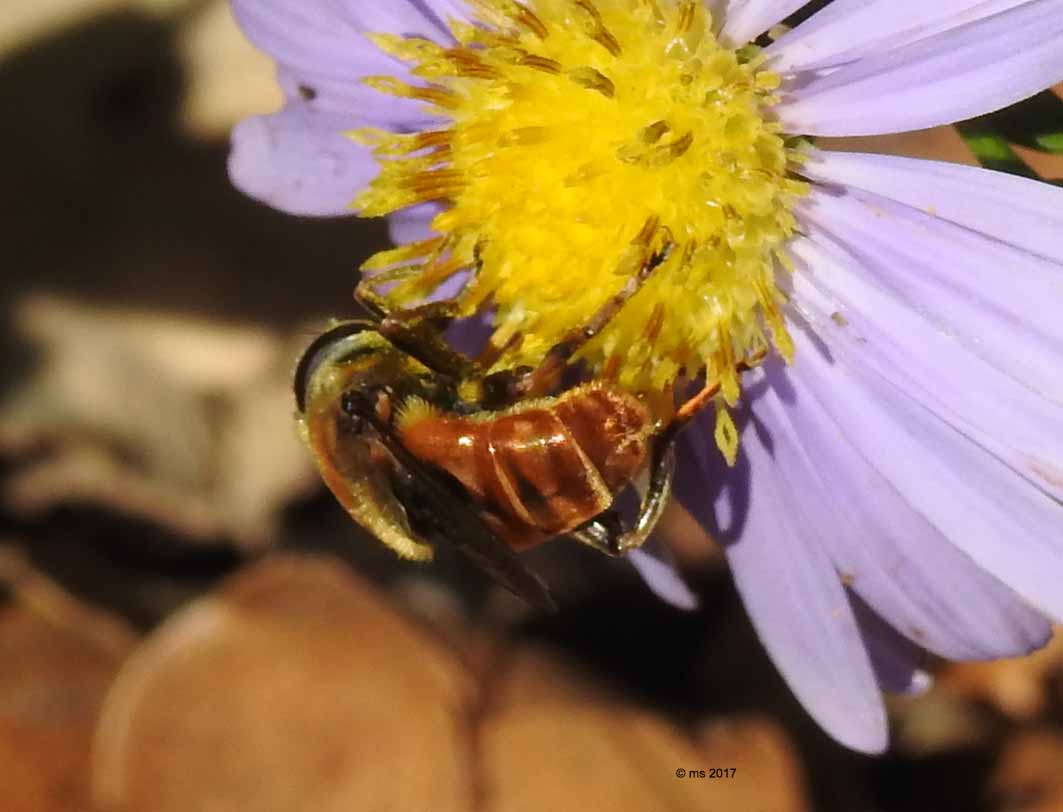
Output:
343,413,366,435
339,391,369,432
339,414,367,439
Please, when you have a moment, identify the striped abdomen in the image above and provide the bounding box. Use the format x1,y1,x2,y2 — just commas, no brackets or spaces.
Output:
396,382,653,549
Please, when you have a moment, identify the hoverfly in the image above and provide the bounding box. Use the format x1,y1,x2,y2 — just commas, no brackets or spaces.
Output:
295,220,761,610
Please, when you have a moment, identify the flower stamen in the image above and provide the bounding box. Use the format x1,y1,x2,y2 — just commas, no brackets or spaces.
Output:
355,0,809,458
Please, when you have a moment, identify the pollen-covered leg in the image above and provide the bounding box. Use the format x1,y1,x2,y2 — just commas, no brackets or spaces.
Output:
355,284,478,379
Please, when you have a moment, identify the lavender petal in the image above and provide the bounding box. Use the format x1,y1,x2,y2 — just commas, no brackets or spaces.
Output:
228,105,376,216
746,300,1054,659
231,0,409,82
388,202,441,245
408,0,474,27
778,0,1063,136
853,595,934,696
768,0,1029,73
233,0,453,126
275,65,435,127
327,0,456,38
802,150,1063,265
780,234,1063,620
627,544,699,611
719,0,810,46
794,186,1063,406
677,381,888,754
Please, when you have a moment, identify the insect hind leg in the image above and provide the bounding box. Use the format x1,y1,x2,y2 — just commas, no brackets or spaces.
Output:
567,436,676,556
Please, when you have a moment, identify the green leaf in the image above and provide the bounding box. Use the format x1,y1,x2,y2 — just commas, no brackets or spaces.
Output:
958,90,1063,160
963,134,1017,162
955,122,1038,179
1035,132,1063,154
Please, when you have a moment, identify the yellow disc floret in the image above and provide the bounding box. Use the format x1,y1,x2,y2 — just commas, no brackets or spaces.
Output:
354,0,807,431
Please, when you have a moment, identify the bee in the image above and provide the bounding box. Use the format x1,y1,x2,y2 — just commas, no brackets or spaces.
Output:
295,222,759,609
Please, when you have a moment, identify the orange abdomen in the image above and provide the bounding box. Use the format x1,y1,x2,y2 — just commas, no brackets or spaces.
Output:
397,382,652,549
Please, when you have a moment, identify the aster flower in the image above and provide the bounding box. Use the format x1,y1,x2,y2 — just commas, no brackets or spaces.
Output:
228,0,1063,753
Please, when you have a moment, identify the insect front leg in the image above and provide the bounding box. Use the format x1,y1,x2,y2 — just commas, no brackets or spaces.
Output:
567,437,676,556
355,284,479,380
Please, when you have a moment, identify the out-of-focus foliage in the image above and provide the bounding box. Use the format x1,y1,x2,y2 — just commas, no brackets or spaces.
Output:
958,87,1063,181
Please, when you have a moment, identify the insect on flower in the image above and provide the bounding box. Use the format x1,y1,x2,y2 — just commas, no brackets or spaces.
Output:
230,0,1063,754
295,219,758,610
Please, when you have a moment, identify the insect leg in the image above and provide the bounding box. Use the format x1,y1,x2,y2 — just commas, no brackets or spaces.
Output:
499,217,674,402
665,349,769,437
573,350,770,556
567,437,676,556
355,284,479,379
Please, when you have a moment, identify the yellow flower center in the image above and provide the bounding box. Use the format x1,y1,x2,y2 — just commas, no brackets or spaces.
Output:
354,0,808,461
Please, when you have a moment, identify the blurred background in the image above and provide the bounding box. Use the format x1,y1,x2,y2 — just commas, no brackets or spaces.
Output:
1,1,1061,810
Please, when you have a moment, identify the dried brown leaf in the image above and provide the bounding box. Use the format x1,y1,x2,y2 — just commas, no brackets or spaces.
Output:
3,295,317,546
0,582,132,812
1011,142,1063,181
818,124,979,165
92,555,474,812
989,729,1063,812
938,628,1063,720
480,647,808,812
888,691,993,756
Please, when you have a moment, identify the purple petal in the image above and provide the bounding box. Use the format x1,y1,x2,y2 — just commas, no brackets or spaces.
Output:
768,0,1030,73
388,202,441,245
442,307,490,355
719,0,809,46
275,65,435,126
407,0,473,27
777,0,1063,136
228,104,376,216
233,0,456,126
802,150,1063,265
853,595,933,696
742,300,1054,659
327,0,457,38
627,543,699,611
677,383,888,754
779,235,1063,621
794,186,1063,406
232,0,407,82
672,177,1063,735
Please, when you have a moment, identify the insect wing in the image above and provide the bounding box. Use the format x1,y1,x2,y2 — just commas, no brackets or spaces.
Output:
302,403,435,562
364,409,557,612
